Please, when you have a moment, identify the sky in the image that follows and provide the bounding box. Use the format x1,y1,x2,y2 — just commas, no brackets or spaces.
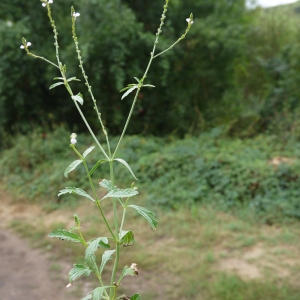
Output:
253,0,298,7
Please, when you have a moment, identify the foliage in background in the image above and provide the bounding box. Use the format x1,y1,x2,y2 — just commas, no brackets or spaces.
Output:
2,127,300,222
0,0,249,142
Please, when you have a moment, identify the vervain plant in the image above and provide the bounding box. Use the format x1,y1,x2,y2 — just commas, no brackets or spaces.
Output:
20,1,193,299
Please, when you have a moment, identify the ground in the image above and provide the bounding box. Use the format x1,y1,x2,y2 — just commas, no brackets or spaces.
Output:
1,188,300,300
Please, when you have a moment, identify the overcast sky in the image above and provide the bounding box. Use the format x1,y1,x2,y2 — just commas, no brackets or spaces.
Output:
253,0,298,7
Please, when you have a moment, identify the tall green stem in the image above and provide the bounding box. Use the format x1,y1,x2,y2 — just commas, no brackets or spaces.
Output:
113,0,170,158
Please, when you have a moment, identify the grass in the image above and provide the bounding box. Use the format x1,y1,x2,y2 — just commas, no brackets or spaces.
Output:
4,191,300,300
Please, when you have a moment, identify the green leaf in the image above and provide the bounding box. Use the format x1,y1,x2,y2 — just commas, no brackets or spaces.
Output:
128,205,158,230
121,86,138,100
130,294,141,300
89,160,108,177
118,265,136,283
58,187,95,203
119,230,135,246
92,286,111,300
143,84,155,88
48,229,84,244
68,264,92,282
72,94,84,105
68,226,78,233
99,249,116,275
82,294,92,300
99,179,113,191
85,237,110,263
67,76,81,82
49,82,64,89
54,77,64,80
101,188,138,200
83,146,95,158
134,77,140,83
64,159,82,178
114,158,138,180
74,213,80,226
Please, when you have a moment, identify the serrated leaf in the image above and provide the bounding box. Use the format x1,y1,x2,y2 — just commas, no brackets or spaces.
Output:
58,187,95,203
68,264,92,282
83,146,95,158
101,188,138,200
84,237,110,271
89,160,108,177
72,94,84,105
64,159,82,178
67,76,81,82
130,294,141,300
118,265,136,283
92,286,111,300
49,82,64,89
143,84,155,88
128,205,158,230
99,179,113,191
114,158,138,180
99,249,116,275
82,294,92,300
48,229,84,243
121,86,138,100
69,226,78,233
119,230,135,246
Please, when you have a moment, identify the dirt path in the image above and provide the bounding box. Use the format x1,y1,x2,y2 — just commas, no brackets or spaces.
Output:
0,191,77,300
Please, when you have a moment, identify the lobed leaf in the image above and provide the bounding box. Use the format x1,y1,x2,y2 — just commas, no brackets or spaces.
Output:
101,188,138,200
58,187,95,203
119,230,135,246
82,146,95,158
84,237,110,269
99,249,116,275
99,179,113,191
68,264,92,282
48,229,84,244
64,159,82,178
114,158,138,180
49,82,64,89
128,205,158,230
118,265,136,283
92,286,111,300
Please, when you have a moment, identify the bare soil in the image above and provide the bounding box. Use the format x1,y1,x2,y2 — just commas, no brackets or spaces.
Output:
0,191,77,300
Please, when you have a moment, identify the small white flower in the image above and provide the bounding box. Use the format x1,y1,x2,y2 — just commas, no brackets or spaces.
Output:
66,283,72,288
20,45,25,49
70,133,77,144
73,12,80,18
49,0,53,3
42,2,46,7
27,42,31,46
186,18,194,24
